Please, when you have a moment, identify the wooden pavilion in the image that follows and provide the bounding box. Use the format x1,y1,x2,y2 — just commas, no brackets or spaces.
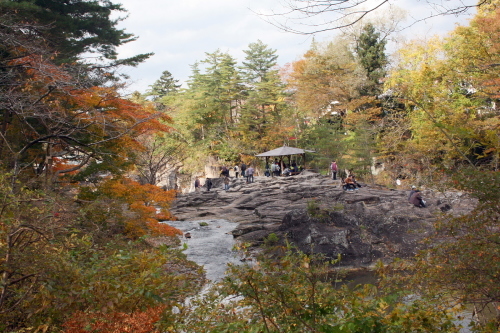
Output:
255,145,315,173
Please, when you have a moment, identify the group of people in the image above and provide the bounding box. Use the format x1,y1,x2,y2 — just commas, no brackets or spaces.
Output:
195,159,307,193
197,161,427,209
331,161,360,191
235,163,254,183
194,163,256,193
266,160,301,177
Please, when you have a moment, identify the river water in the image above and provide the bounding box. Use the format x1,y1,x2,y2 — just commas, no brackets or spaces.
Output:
165,219,242,282
164,219,474,332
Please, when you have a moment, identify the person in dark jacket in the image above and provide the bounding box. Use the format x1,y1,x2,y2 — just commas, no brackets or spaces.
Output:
205,178,213,192
408,185,417,202
194,177,200,192
240,163,247,177
409,190,426,207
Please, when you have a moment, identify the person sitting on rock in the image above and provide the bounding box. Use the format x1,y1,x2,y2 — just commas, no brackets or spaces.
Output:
283,166,290,176
343,175,357,191
409,189,426,208
408,185,417,202
351,174,362,188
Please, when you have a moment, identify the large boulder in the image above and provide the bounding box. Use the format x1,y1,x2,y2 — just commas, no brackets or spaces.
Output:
274,205,432,267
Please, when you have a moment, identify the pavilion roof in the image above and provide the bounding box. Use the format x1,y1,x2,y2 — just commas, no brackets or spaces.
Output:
255,146,315,157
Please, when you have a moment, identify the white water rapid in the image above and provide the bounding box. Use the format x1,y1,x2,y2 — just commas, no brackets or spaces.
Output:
165,219,242,282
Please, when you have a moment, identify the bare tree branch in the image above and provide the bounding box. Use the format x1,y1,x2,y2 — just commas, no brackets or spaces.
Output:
256,0,482,34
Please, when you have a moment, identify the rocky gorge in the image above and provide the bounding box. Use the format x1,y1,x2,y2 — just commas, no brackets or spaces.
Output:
169,171,476,268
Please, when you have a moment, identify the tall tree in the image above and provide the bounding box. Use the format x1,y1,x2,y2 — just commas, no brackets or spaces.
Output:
288,37,364,119
237,41,291,152
384,7,500,174
237,69,290,153
241,40,279,83
0,9,166,186
171,50,245,161
0,0,151,65
355,23,387,95
146,70,181,101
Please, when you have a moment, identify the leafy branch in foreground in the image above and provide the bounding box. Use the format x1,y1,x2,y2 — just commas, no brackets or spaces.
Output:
382,168,500,332
167,245,459,332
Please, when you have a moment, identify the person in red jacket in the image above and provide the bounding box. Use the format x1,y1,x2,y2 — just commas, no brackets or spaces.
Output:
330,161,338,180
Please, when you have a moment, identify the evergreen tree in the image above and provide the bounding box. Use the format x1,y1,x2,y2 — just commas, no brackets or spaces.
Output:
238,41,291,152
238,69,289,153
241,40,279,83
0,0,151,65
174,50,245,157
146,70,181,101
355,23,387,95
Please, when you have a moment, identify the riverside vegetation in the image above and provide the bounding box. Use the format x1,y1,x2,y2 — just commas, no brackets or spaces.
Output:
0,0,499,331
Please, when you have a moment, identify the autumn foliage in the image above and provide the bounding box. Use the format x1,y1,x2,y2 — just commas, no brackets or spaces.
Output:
81,177,181,239
63,306,165,333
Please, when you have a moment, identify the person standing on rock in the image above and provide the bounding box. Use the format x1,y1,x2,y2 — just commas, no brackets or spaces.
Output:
234,164,239,178
246,165,254,183
270,162,276,177
194,177,201,193
330,160,338,180
220,166,229,178
241,163,247,178
223,176,230,191
264,163,271,177
205,178,213,192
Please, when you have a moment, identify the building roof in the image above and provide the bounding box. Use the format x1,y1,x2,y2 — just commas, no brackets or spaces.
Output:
255,146,315,157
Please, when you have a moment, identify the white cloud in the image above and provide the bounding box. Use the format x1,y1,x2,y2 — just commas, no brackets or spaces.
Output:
114,0,475,94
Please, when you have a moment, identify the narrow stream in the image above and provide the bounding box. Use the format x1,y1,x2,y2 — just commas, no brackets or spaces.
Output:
165,219,242,282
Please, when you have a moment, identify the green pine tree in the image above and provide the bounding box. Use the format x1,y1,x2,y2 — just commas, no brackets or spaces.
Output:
147,70,181,101
0,0,151,65
241,40,279,83
356,23,387,95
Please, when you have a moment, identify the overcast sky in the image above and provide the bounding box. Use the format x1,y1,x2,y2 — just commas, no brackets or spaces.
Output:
114,0,476,94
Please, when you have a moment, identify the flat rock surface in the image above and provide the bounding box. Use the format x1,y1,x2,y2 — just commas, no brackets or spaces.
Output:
170,171,476,267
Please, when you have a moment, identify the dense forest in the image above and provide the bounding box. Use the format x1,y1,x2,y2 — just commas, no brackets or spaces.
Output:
0,0,499,332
